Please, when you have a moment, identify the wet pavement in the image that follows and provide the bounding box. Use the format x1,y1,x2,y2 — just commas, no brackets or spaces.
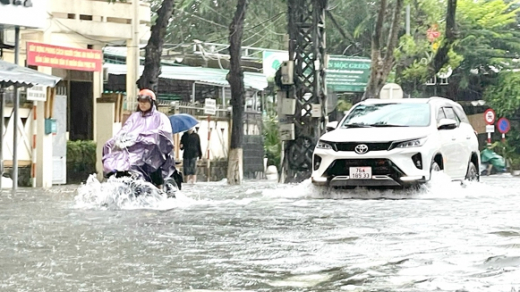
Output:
0,174,519,292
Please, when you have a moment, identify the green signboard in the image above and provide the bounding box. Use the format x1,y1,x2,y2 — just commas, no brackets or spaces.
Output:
262,51,371,92
326,56,371,92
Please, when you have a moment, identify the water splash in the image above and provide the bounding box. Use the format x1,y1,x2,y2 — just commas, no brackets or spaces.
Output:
261,172,511,200
73,174,193,210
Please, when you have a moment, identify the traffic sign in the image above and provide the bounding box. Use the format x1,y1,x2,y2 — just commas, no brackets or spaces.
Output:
484,108,496,125
497,117,511,134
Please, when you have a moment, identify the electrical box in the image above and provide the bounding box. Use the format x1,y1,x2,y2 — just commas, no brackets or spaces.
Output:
45,118,57,135
280,60,294,85
279,123,295,141
280,98,296,115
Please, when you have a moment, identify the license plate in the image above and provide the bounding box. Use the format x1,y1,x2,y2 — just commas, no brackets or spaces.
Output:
349,167,372,179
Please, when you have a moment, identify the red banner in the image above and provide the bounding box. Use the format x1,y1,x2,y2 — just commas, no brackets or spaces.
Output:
26,42,102,72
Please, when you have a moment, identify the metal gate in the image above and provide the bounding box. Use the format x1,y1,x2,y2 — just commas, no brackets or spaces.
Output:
52,86,67,184
243,111,264,179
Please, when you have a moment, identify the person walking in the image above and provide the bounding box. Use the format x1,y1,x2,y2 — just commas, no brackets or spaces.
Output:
180,128,202,184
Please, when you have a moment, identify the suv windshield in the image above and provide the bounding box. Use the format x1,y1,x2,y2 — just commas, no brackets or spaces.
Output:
341,103,431,128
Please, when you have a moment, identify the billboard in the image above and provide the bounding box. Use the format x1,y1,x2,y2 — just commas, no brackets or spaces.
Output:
263,51,371,92
0,0,47,28
27,42,103,72
326,56,371,92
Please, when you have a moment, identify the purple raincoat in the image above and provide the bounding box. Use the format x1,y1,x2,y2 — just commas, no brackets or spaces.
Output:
102,105,175,182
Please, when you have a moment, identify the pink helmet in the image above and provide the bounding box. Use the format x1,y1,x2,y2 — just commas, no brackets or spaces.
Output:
137,89,156,101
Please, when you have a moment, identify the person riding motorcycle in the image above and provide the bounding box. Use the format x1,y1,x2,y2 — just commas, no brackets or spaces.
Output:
480,143,507,176
102,89,177,191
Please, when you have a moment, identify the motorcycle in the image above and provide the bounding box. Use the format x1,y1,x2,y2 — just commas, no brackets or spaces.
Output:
104,170,181,198
102,117,181,198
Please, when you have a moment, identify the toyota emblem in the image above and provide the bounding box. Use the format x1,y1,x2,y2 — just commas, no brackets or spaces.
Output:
354,144,369,154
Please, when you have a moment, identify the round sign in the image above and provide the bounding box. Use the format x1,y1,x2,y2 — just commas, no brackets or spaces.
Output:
484,108,496,125
380,83,403,99
497,117,511,134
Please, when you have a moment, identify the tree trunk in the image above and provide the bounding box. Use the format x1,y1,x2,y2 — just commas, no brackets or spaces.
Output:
429,0,457,74
226,0,248,185
359,0,404,103
137,0,175,91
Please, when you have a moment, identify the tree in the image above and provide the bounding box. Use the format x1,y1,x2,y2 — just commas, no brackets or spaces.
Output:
165,0,285,50
393,0,458,96
137,0,176,91
226,0,248,185
395,0,520,98
109,0,175,91
361,0,405,101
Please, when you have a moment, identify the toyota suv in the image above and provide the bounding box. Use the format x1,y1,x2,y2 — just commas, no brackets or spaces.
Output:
311,97,480,188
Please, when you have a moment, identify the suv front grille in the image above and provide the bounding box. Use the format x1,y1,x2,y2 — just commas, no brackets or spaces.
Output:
325,159,405,178
333,142,392,152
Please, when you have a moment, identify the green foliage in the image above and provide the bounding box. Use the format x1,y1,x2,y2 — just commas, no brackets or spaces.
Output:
455,0,520,76
337,99,353,112
483,72,520,117
167,0,287,50
396,0,520,94
67,140,97,175
263,113,281,170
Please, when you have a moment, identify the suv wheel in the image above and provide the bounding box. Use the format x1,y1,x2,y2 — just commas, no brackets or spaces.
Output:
465,162,479,181
431,162,441,172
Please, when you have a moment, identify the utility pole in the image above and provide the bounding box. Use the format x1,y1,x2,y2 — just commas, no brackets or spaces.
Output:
127,0,140,110
278,0,328,183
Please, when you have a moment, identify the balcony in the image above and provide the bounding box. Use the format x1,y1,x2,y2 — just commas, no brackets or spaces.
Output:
49,0,151,41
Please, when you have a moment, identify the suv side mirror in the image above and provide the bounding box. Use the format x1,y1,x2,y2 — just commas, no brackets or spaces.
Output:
326,121,338,132
438,118,457,130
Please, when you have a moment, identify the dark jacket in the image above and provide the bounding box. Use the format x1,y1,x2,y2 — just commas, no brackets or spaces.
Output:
180,131,202,159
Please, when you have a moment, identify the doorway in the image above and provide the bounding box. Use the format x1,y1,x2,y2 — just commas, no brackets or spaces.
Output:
69,81,93,141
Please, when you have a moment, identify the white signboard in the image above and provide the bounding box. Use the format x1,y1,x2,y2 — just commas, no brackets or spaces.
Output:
380,83,403,99
26,85,47,101
486,124,495,133
204,98,216,115
0,0,47,28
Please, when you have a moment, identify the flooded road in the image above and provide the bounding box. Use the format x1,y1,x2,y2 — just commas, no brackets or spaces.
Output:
1,174,519,292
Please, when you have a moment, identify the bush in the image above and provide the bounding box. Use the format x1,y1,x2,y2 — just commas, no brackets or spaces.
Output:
67,140,97,183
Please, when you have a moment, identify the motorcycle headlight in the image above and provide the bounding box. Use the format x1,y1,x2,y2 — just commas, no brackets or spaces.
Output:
316,141,333,150
393,137,427,149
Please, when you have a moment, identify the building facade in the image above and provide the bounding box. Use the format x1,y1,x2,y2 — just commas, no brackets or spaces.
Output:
0,0,150,187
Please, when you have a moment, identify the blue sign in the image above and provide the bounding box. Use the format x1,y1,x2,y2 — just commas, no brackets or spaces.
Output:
497,117,510,134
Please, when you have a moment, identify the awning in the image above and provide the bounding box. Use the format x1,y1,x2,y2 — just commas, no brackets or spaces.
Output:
0,60,61,88
104,63,268,91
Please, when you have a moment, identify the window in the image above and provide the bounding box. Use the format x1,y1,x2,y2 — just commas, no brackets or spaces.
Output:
442,107,460,126
341,103,431,127
437,108,446,122
453,104,470,124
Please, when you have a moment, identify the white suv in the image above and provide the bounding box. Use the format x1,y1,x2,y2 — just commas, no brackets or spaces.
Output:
311,97,480,188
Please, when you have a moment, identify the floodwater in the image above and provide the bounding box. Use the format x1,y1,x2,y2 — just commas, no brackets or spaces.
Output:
1,173,519,292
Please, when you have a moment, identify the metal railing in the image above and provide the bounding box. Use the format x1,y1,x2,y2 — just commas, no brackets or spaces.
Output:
163,101,230,118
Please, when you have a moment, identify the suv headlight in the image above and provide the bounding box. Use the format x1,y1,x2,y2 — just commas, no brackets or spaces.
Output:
316,140,334,150
392,137,427,149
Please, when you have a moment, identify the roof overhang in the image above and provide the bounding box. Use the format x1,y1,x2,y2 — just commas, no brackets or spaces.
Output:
104,63,268,91
0,60,61,88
